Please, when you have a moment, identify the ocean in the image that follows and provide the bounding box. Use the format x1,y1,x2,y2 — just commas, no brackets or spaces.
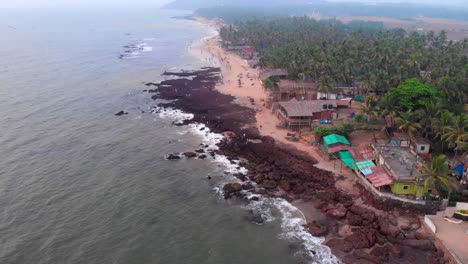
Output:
0,8,338,264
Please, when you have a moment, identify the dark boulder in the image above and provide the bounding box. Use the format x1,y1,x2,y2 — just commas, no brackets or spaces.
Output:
115,110,128,116
344,228,377,249
183,152,197,158
326,238,353,253
166,153,181,160
343,255,375,264
305,221,328,237
241,182,255,190
353,249,381,263
223,183,242,199
198,155,207,159
347,213,363,226
378,217,401,238
233,173,247,181
261,180,277,189
249,196,260,201
245,211,264,224
402,239,435,251
325,203,347,219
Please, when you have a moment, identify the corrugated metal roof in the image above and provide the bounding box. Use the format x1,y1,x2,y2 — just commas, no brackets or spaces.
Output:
356,160,375,170
324,134,350,147
339,151,357,170
349,146,375,162
367,166,394,188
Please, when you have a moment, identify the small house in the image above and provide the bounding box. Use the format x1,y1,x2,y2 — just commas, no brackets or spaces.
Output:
275,99,337,130
372,144,430,198
411,137,431,155
269,79,317,102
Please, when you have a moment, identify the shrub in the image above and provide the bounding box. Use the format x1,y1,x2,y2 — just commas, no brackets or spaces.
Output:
353,113,368,123
314,127,333,137
334,124,354,136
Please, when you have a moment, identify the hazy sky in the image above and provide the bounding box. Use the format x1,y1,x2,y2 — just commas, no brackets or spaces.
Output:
0,0,172,8
0,0,466,8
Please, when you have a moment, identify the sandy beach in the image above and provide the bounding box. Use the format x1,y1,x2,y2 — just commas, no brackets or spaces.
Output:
190,16,452,264
197,17,361,205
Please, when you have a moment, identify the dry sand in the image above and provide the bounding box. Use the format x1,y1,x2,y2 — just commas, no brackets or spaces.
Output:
193,18,459,263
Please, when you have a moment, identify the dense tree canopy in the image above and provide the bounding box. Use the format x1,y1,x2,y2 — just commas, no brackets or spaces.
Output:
385,78,443,111
219,16,468,156
219,16,468,106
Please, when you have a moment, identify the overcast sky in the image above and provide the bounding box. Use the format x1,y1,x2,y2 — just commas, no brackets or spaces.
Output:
0,0,172,8
0,0,466,8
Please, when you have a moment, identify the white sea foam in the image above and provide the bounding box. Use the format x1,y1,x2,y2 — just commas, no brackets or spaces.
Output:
150,106,194,125
273,199,342,264
142,46,153,52
187,122,340,263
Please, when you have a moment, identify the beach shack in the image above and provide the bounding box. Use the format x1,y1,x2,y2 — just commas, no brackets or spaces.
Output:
269,79,317,102
318,134,352,160
275,99,337,130
324,134,350,149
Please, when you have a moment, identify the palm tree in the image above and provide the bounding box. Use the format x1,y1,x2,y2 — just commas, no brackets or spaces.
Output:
455,140,468,157
432,110,455,152
417,154,456,197
441,114,468,151
317,74,333,99
359,95,379,122
396,110,422,139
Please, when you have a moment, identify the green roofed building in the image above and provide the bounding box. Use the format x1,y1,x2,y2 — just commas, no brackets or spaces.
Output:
323,134,350,148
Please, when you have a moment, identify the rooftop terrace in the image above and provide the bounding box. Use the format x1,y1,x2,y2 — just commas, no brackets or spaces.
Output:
373,145,421,181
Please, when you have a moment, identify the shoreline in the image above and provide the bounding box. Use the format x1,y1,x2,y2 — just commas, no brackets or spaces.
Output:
144,15,450,263
189,16,449,264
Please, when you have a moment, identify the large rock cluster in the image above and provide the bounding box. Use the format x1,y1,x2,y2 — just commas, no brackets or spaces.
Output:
149,67,446,264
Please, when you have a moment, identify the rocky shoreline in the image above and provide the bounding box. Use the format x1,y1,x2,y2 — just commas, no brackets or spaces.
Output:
147,67,448,264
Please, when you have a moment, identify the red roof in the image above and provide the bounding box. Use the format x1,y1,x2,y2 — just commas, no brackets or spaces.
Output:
359,146,375,161
367,166,394,188
348,146,374,162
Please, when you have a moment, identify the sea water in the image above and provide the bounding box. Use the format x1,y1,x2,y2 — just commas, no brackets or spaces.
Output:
0,8,338,264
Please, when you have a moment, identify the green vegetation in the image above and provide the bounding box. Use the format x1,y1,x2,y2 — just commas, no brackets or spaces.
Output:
220,16,468,106
218,16,468,156
220,17,468,159
384,79,443,111
417,154,457,196
458,209,468,214
314,124,354,138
